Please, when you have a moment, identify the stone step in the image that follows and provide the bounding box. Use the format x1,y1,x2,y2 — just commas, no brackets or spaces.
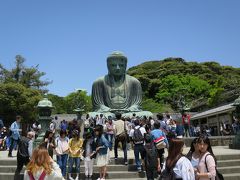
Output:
218,166,240,174
0,171,146,180
1,172,240,180
217,159,240,167
1,159,240,173
0,164,130,173
1,154,240,166
215,154,240,160
223,173,240,180
0,158,135,166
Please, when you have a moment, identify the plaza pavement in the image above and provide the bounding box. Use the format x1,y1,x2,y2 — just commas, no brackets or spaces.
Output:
0,146,240,180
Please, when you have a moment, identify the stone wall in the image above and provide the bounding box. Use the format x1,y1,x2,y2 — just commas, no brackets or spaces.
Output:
183,136,235,147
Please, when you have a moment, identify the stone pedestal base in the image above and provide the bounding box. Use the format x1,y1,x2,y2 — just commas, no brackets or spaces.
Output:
88,111,153,119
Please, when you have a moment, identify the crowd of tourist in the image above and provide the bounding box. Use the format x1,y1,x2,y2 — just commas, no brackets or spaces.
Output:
0,113,233,180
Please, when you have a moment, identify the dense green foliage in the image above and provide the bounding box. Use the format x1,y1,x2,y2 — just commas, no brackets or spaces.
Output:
47,91,92,115
0,83,41,123
128,58,240,112
0,55,51,93
141,98,173,113
0,55,49,124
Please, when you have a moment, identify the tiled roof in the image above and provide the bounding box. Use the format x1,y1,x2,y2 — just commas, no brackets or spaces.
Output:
191,103,235,120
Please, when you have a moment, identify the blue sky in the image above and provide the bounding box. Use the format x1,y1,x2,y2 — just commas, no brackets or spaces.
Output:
0,1,240,96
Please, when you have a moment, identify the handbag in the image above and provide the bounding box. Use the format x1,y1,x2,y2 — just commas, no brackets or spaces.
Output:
205,154,224,180
153,136,166,149
116,121,128,142
117,131,127,141
55,139,69,155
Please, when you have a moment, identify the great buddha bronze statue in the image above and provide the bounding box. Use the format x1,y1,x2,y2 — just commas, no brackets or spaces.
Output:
89,51,152,118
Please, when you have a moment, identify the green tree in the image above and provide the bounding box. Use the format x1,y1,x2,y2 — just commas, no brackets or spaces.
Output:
47,94,66,114
64,90,92,114
142,98,172,113
0,83,41,124
155,75,211,110
128,57,240,112
0,55,51,93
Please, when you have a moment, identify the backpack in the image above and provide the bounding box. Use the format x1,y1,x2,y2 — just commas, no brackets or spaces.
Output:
159,156,182,180
28,170,46,180
154,136,166,150
144,145,158,170
205,154,224,180
132,127,144,144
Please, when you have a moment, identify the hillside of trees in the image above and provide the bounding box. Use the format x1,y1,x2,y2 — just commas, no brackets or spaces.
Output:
128,58,240,113
0,55,92,124
1,55,240,124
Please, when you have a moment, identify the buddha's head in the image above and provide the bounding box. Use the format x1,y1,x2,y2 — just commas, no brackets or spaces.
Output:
107,51,127,76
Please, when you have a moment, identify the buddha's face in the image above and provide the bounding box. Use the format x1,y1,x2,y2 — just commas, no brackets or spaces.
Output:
107,58,127,76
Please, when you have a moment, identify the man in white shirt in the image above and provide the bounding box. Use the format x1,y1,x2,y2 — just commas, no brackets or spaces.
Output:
114,113,128,165
96,114,105,126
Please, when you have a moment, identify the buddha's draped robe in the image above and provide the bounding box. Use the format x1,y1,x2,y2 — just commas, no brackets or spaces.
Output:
92,74,142,112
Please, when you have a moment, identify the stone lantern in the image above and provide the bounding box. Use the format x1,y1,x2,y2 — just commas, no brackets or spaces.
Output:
33,97,53,148
73,107,85,120
229,95,240,149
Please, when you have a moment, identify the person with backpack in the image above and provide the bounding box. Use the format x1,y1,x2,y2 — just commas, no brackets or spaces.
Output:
129,119,146,172
151,121,168,169
14,131,34,180
196,135,223,180
143,134,160,180
24,146,64,180
55,130,69,178
161,139,194,180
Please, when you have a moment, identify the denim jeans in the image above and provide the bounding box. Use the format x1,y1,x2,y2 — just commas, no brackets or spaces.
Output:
68,157,80,173
8,138,19,156
57,154,68,176
133,144,144,170
106,134,114,150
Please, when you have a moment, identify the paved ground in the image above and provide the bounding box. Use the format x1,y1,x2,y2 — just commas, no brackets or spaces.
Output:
1,146,240,161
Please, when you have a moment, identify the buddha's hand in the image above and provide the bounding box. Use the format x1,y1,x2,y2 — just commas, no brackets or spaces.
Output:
109,108,130,113
98,105,111,112
128,105,140,112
